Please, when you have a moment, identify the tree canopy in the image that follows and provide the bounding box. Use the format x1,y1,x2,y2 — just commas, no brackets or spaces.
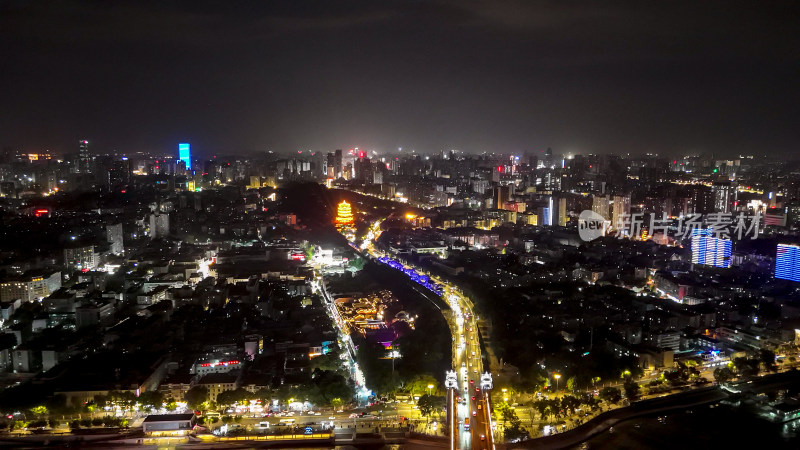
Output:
185,386,209,410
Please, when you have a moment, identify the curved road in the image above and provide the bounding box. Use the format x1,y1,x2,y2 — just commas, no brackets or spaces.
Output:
349,218,495,449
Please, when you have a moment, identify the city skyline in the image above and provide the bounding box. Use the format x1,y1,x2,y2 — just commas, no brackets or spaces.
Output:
2,101,800,446
2,1,799,157
4,1,800,448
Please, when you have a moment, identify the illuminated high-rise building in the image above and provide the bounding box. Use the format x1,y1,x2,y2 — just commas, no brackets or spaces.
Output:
711,181,732,213
109,158,132,186
106,223,124,255
687,185,714,214
591,194,611,219
326,152,336,178
775,244,800,282
544,147,553,168
76,140,91,173
494,185,510,210
335,200,354,225
334,149,343,178
556,196,567,227
611,194,631,231
354,151,372,182
149,213,170,239
179,143,191,170
64,245,98,271
691,228,732,268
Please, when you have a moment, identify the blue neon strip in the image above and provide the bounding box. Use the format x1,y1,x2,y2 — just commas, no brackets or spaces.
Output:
692,235,732,268
377,256,444,295
775,244,800,282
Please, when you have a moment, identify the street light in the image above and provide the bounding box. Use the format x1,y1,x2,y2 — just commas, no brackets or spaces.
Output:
553,373,561,392
427,384,435,397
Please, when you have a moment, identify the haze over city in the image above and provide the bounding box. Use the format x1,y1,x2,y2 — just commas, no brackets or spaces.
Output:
2,0,799,157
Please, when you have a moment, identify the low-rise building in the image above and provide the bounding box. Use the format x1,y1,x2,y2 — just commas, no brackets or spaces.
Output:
159,371,193,402
646,330,681,352
196,372,238,402
76,301,116,328
0,271,61,303
142,413,196,435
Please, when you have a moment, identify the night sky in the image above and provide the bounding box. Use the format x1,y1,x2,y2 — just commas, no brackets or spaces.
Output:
1,1,798,157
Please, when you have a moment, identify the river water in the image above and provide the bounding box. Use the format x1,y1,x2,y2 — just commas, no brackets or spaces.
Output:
577,401,800,449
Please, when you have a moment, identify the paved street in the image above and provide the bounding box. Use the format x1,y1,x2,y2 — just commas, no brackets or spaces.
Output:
354,218,496,450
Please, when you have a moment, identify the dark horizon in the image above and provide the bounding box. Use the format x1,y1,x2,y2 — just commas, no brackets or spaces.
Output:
2,0,798,157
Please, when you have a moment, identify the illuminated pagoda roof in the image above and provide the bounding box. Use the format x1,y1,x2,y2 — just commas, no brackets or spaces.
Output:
336,200,354,225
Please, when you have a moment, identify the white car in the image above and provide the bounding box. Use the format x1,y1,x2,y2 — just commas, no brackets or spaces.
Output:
253,422,271,432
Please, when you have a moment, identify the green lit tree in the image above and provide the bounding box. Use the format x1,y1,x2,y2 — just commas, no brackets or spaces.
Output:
138,391,163,410
185,386,209,410
623,378,640,401
598,387,621,404
216,388,254,408
30,406,48,416
713,367,735,384
417,394,444,419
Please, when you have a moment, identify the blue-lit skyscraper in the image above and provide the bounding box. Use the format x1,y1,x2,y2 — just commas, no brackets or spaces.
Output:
178,143,191,170
691,228,732,268
775,244,800,282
